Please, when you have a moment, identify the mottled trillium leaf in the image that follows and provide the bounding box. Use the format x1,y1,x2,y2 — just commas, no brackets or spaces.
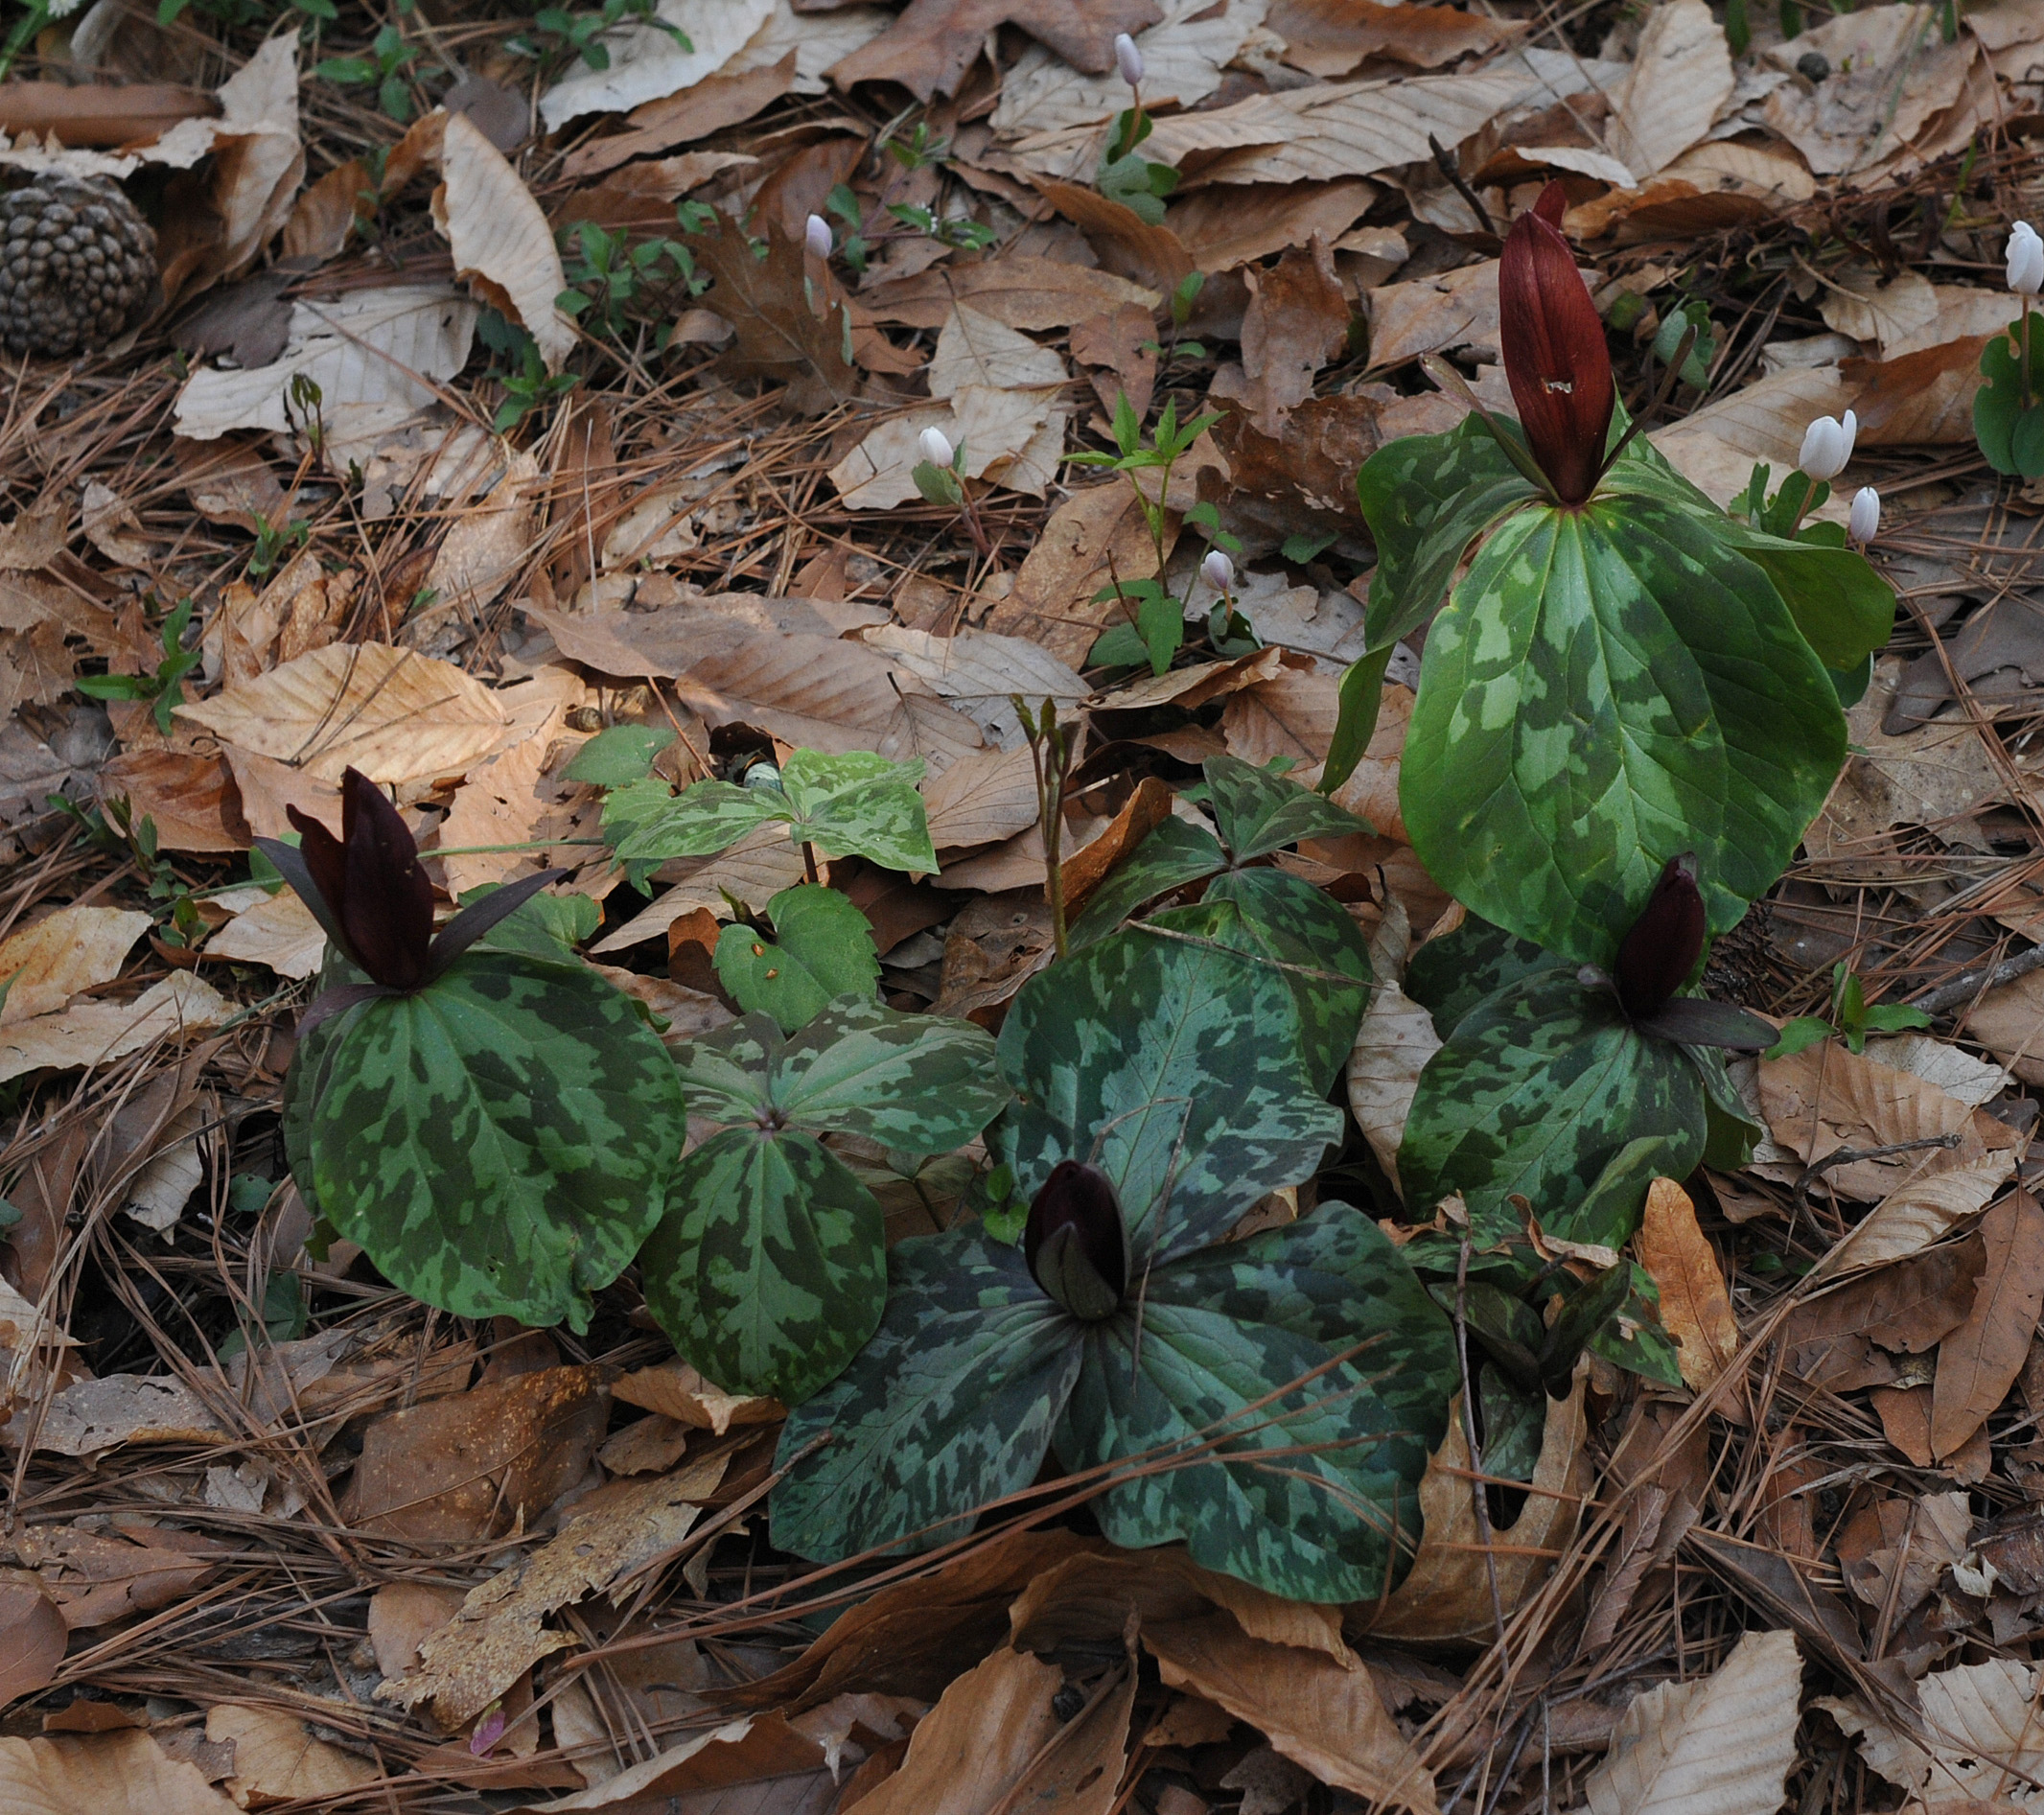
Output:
1404,913,1564,1040
779,750,937,873
605,775,786,865
1066,817,1225,949
639,1125,886,1405
641,1001,1005,1401
991,925,1343,1264
1153,876,1370,1093
300,953,686,1333
1398,970,1706,1248
1399,493,1844,966
464,887,602,962
712,883,879,1033
1202,753,1370,861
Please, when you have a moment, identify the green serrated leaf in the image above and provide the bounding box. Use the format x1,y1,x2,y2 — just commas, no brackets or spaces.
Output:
992,926,1342,1262
1400,494,1845,966
639,1125,886,1403
1203,753,1371,860
1399,971,1706,1247
300,954,685,1333
713,884,878,1032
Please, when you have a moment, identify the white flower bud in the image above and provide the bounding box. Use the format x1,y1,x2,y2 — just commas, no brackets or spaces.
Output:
1848,485,1880,546
917,426,955,469
1201,548,1234,594
2009,221,2044,296
1797,409,1857,482
803,213,832,261
1115,32,1144,87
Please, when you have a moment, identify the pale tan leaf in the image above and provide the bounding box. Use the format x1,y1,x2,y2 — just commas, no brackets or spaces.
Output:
1169,177,1379,273
1365,258,1499,368
1609,0,1733,179
431,110,573,370
993,0,1266,135
1820,266,1940,354
380,1450,730,1726
927,303,1068,397
1649,366,1853,509
205,35,304,285
206,1706,381,1805
1346,901,1438,1195
32,1371,231,1456
0,904,151,1026
1636,1177,1740,1393
437,736,551,899
0,499,69,571
591,821,809,953
829,387,1054,509
1761,5,1971,175
538,0,775,130
203,889,326,980
0,1731,239,1815
1584,1627,1802,1815
1147,1615,1440,1813
1928,1192,2044,1460
859,256,1162,332
612,1359,781,1432
176,642,510,785
1823,1659,2044,1807
865,625,1087,750
425,447,540,620
722,1,892,93
923,743,1042,851
1829,1152,2027,1274
79,481,151,569
1221,667,1410,836
0,973,232,1086
852,1646,1062,1815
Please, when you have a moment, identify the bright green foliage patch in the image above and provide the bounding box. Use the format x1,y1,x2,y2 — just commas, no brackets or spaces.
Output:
640,1001,1005,1402
293,953,685,1333
1976,318,2044,477
713,884,879,1033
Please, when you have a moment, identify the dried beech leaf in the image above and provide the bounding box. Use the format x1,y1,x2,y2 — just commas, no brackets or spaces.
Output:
0,1731,239,1815
1635,1177,1740,1393
432,110,575,371
0,904,151,1027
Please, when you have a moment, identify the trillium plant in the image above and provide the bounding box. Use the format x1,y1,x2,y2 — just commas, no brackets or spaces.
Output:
1976,220,2044,477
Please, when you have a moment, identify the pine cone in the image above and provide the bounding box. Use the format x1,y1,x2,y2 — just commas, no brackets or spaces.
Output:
0,174,155,359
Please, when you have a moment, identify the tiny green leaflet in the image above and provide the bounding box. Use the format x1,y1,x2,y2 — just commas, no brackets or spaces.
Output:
639,1000,1007,1402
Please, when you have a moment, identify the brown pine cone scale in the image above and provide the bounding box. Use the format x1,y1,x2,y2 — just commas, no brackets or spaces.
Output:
0,174,155,358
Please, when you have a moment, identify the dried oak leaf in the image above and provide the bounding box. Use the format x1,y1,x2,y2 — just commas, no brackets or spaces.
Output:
827,0,1164,102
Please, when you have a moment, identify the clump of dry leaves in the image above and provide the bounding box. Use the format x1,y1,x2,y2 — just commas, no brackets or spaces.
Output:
10,0,2044,1808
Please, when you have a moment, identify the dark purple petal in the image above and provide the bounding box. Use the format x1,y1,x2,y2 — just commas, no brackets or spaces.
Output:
1614,854,1707,1021
1499,181,1614,504
1636,997,1776,1051
1023,1160,1128,1319
427,866,573,981
335,768,434,991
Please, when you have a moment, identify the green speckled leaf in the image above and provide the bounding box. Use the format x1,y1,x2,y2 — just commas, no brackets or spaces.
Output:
670,1014,776,1122
770,1228,1080,1558
465,888,602,962
1356,414,1540,650
1404,914,1564,1041
1203,754,1370,860
1398,972,1706,1246
992,926,1343,1262
1155,873,1370,1092
639,1125,884,1403
713,884,879,1033
1400,496,1845,966
1067,817,1225,949
1058,1205,1455,1602
776,1000,1006,1153
782,750,937,873
606,776,784,867
303,953,686,1333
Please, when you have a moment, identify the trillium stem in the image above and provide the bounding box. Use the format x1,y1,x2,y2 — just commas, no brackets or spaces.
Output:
2025,301,2034,410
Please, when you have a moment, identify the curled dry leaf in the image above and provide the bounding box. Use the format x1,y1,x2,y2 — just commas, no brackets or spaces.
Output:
0,903,151,1026
849,1645,1066,1815
1635,1177,1740,1394
538,0,776,132
1928,1192,2044,1463
1584,1627,1802,1815
203,887,325,978
1345,900,1440,1194
1606,0,1733,180
176,641,510,785
1823,1656,2044,1807
432,110,575,372
0,972,232,1087
612,1359,782,1432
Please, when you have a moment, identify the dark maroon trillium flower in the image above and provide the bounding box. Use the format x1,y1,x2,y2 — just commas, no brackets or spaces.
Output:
1499,181,1615,506
1601,855,1773,1051
1023,1160,1131,1322
256,767,564,1030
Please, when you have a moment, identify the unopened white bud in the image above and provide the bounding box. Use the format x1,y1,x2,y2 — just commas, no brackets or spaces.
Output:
918,426,955,469
1114,32,1144,86
1848,485,1880,546
803,213,832,261
1797,409,1857,482
2010,221,2044,296
1201,548,1234,594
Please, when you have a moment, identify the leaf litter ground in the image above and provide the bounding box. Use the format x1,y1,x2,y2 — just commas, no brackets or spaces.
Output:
12,0,2044,1809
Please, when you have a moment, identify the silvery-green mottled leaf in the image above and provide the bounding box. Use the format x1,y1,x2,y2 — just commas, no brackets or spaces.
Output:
1356,414,1540,650
1405,914,1564,1041
307,954,685,1333
1399,971,1705,1246
713,883,878,1034
781,750,937,874
1067,817,1225,949
1155,873,1370,1092
639,1125,884,1403
1058,1205,1454,1603
466,888,601,962
1477,1367,1545,1484
1690,1045,1761,1170
606,776,786,865
992,927,1342,1263
1400,495,1844,966
671,1013,778,1124
1203,753,1370,861
776,1001,1006,1153
1565,1132,1698,1251
770,1228,1080,1559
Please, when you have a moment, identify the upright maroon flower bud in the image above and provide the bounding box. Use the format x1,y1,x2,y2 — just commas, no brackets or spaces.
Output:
1499,182,1614,505
1023,1160,1129,1321
1614,854,1707,1021
265,768,434,990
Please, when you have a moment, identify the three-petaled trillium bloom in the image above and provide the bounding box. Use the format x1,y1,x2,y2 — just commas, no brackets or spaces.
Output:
803,213,832,261
1849,485,1881,547
1114,30,1144,86
917,425,955,469
1598,855,1775,1050
2010,221,2044,296
1201,547,1234,594
1023,1159,1130,1321
1499,181,1614,505
1797,410,1857,482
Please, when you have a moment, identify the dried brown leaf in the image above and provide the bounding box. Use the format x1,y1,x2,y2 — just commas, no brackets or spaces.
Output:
0,905,151,1027
0,1731,239,1815
0,973,232,1088
205,1705,381,1804
827,0,1162,102
0,1582,65,1706
1929,1192,2044,1460
1269,0,1512,75
1636,1177,1740,1393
